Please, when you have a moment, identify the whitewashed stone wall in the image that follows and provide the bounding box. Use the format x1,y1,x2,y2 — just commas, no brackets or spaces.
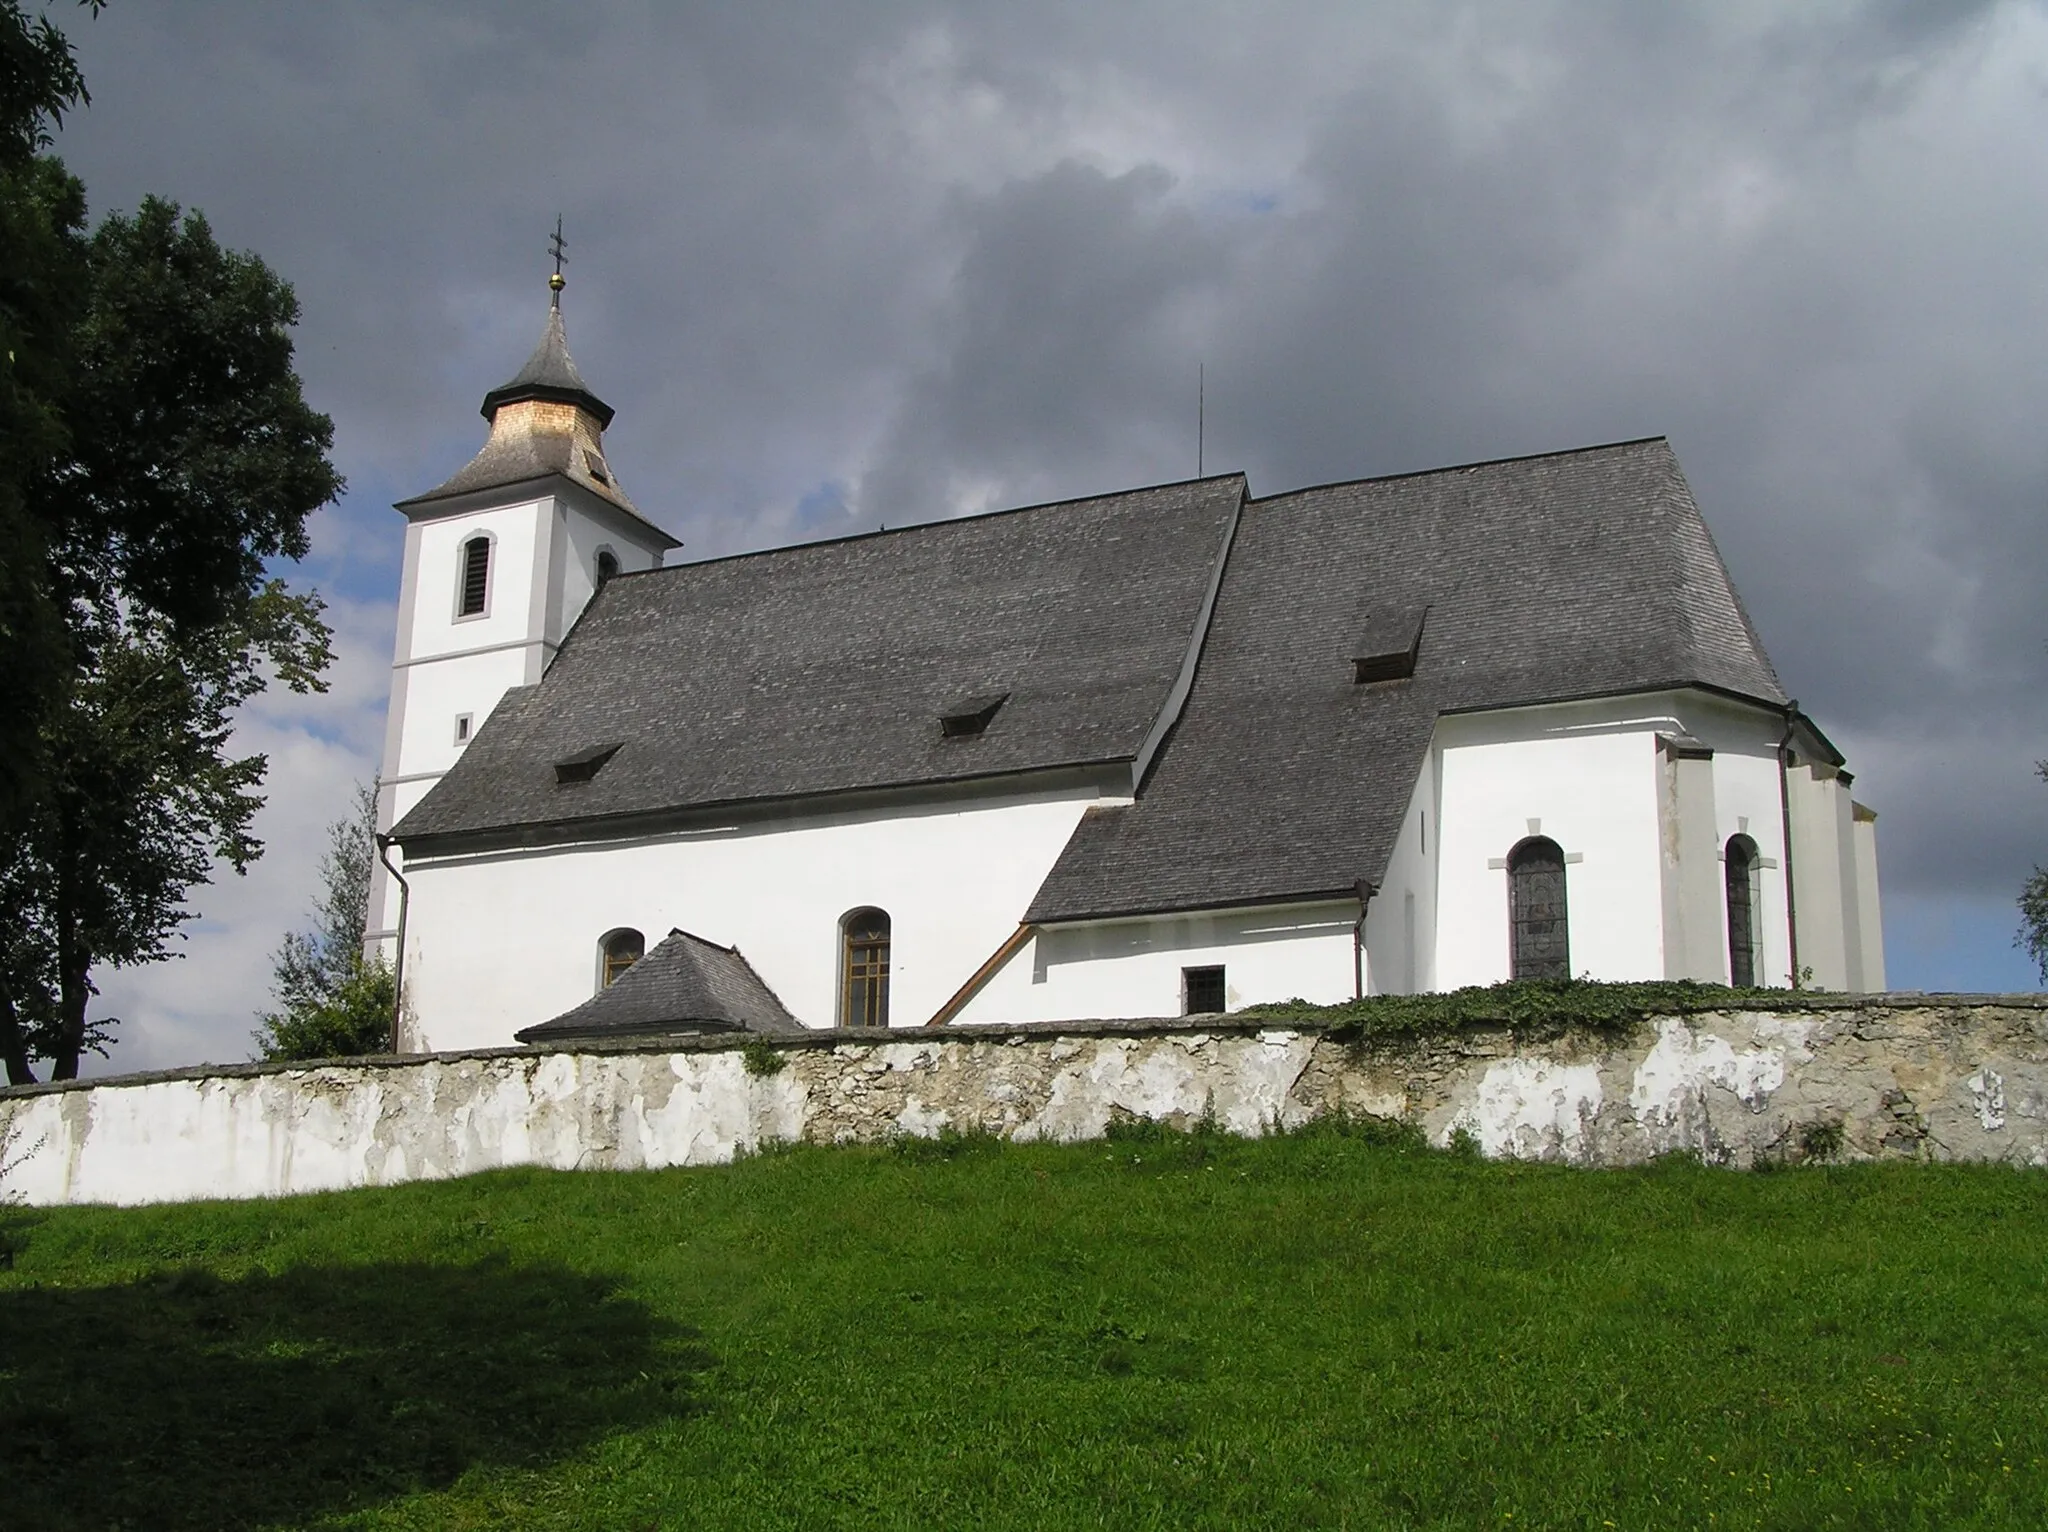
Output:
3,998,2044,1206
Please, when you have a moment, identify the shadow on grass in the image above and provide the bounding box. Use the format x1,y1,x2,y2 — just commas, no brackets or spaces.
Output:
0,1255,710,1530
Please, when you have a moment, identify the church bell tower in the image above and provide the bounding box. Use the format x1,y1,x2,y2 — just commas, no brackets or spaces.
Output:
366,241,680,994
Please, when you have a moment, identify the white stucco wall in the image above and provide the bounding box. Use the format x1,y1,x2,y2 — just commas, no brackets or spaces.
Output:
408,500,546,660
1787,764,1867,990
1433,709,1666,986
1854,810,1885,992
555,499,661,628
1365,761,1438,994
1427,693,1812,991
372,488,673,952
953,900,1359,1024
393,645,532,782
399,782,1122,1048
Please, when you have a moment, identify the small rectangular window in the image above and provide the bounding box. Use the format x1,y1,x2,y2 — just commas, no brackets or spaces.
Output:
453,713,473,745
1182,965,1225,1015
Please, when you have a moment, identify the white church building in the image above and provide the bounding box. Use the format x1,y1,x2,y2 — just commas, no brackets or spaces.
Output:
370,287,1883,1052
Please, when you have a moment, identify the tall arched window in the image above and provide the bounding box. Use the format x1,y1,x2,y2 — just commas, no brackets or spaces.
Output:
1507,836,1570,980
840,908,891,1028
595,549,619,587
1725,834,1760,987
458,534,492,617
600,928,644,989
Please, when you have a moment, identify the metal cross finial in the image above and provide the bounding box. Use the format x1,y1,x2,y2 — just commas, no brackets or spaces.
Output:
548,216,567,305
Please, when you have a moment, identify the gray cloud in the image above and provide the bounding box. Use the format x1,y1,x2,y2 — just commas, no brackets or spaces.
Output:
44,0,2048,1067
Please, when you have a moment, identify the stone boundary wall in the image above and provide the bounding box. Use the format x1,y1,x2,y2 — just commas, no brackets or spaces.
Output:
2,997,2045,1206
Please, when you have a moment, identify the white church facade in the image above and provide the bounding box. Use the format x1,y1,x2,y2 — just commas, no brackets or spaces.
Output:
370,289,1883,1052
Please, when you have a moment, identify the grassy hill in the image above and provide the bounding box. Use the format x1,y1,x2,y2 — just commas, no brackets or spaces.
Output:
2,1122,2043,1529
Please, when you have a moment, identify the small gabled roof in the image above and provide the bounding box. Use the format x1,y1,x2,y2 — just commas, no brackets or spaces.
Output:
1027,437,1787,923
514,928,799,1044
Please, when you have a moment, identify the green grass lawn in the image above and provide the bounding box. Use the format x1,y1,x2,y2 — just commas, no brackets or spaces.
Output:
2,1123,2043,1530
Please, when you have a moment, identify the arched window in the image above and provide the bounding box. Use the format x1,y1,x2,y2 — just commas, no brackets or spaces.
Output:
595,549,619,587
600,928,644,989
1725,834,1760,987
458,534,492,617
1507,836,1570,980
840,908,891,1028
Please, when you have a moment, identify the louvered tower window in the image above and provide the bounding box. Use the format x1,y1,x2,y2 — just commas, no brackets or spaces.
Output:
459,535,491,617
841,908,891,1028
1725,835,1760,987
601,928,644,989
1507,837,1570,980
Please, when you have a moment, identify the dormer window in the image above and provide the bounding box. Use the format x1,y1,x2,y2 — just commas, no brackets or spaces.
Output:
939,692,1008,738
459,534,492,618
584,449,611,487
1352,604,1428,684
555,742,620,785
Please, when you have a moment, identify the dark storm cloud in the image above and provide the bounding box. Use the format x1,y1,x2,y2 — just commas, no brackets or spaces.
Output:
42,0,2048,1066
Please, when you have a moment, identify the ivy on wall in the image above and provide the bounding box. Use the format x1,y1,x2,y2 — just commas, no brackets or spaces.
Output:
1244,978,1818,1044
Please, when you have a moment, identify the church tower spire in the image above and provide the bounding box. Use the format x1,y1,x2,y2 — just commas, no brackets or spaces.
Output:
368,233,680,1023
413,229,641,514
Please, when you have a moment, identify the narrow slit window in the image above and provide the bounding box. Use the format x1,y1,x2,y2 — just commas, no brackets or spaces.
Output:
841,908,891,1028
1726,834,1760,987
1507,836,1570,980
453,713,473,745
459,535,491,617
600,928,644,989
1183,965,1226,1015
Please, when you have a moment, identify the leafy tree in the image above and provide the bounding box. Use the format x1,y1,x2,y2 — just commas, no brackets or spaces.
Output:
0,4,344,1082
0,0,91,824
2019,762,2048,984
254,783,398,1062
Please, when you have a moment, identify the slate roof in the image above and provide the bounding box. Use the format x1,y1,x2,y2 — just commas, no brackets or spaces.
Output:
481,303,614,427
393,475,1246,844
1025,437,1787,922
514,928,799,1043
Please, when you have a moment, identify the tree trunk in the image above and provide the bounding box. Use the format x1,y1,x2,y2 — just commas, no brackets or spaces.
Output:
50,842,83,1081
0,987,35,1086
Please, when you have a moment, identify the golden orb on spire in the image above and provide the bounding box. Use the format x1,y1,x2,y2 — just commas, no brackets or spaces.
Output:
549,271,565,293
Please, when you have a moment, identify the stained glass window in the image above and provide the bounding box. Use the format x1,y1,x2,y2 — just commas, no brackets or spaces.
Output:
1508,837,1570,980
1726,835,1759,987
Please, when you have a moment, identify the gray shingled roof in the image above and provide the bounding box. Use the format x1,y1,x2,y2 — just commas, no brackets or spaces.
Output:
481,303,613,426
393,476,1247,844
514,928,799,1043
1024,437,1787,922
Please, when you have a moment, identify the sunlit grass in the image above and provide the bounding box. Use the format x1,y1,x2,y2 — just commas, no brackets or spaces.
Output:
3,1123,2043,1529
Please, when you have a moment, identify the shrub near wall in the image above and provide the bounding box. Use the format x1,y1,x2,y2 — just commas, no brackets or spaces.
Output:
1,983,2044,1206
